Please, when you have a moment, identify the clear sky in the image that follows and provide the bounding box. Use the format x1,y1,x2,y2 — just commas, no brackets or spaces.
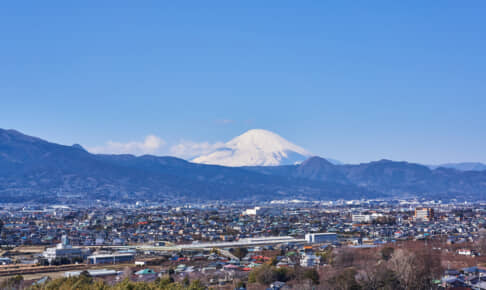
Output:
1,1,485,164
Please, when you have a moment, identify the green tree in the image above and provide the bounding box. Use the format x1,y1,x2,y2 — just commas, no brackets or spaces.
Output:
80,270,92,278
233,247,248,259
318,247,334,264
276,267,294,282
182,276,190,287
158,275,175,287
248,264,278,285
303,269,320,285
188,280,205,290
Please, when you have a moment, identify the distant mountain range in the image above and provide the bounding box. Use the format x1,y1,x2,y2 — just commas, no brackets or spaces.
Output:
1,128,486,203
430,162,486,172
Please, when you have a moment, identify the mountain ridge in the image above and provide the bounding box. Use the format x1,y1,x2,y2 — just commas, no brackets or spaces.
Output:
2,128,486,203
430,162,486,172
0,128,374,202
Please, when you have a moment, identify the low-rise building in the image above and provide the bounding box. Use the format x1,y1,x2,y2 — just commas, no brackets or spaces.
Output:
352,213,383,223
42,235,85,263
0,257,12,265
87,253,135,264
65,269,121,277
305,232,337,244
242,207,279,216
300,253,320,267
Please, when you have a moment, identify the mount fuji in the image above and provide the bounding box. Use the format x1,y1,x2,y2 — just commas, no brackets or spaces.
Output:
3,127,486,202
192,129,312,166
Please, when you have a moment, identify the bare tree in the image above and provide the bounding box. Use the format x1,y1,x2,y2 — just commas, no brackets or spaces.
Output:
475,228,486,255
388,247,442,290
120,266,133,280
388,248,415,288
333,248,356,268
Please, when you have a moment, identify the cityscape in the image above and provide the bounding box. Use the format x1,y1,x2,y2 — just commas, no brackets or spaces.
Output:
1,198,486,289
1,1,486,289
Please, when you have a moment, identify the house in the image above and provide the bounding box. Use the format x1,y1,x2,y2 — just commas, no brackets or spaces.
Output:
135,269,156,276
0,257,12,265
175,264,187,273
268,281,288,290
223,264,240,271
457,249,474,256
300,253,320,267
32,276,51,286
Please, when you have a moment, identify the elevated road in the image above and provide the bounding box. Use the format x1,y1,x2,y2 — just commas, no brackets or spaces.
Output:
90,236,306,251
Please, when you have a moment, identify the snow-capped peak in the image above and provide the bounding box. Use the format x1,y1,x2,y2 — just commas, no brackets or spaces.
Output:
192,129,311,166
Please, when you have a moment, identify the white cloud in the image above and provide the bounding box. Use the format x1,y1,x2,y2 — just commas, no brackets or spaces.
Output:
170,140,225,159
88,135,227,160
88,135,165,156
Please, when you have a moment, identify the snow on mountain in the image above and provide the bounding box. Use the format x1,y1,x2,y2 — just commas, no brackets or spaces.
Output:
192,129,312,166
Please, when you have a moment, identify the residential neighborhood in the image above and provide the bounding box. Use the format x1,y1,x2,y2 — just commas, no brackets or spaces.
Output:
2,199,486,288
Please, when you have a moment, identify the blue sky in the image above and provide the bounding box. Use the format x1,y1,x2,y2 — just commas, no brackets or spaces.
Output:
1,1,485,164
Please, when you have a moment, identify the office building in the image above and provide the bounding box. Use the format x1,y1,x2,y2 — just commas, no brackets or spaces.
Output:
305,232,337,244
414,207,434,222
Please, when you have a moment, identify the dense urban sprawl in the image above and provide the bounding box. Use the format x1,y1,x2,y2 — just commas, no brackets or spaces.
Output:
1,199,486,289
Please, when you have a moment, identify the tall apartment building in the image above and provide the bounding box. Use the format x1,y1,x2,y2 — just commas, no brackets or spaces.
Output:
414,207,434,222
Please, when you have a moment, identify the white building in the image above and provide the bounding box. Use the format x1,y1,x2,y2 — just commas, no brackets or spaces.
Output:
352,213,383,223
300,253,321,267
42,235,85,263
305,233,337,244
242,206,279,216
65,269,121,277
457,249,473,256
0,257,12,265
